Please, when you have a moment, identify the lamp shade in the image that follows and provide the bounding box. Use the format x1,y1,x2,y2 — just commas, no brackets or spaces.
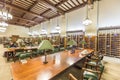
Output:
80,40,86,44
67,40,77,46
38,40,54,50
16,39,24,43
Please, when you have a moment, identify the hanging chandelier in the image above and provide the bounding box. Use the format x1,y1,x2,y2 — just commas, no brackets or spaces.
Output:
0,0,13,21
82,1,92,26
0,0,12,32
55,17,60,33
0,21,8,32
0,9,13,21
0,21,8,27
83,18,92,26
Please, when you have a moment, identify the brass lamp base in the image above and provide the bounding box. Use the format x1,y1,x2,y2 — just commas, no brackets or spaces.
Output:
43,61,48,64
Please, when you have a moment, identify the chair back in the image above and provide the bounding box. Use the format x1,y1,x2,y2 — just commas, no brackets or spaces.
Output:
15,48,24,52
68,73,78,80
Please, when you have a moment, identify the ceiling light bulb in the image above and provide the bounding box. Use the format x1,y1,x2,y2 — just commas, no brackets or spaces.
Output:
83,18,92,26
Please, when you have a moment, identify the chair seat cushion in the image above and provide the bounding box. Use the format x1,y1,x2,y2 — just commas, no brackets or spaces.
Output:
19,54,26,59
26,53,32,57
89,62,97,65
84,71,98,80
60,47,65,51
15,52,23,57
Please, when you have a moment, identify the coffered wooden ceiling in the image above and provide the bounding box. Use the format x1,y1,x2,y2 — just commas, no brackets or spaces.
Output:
0,0,98,27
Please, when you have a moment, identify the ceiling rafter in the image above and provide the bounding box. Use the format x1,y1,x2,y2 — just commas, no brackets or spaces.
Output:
40,8,51,16
32,8,51,20
52,0,58,4
9,23,30,27
55,0,68,6
13,16,38,24
8,21,32,27
10,0,15,4
66,1,74,7
70,0,77,6
0,1,49,20
76,0,81,5
66,3,87,13
40,0,65,14
63,3,70,9
28,1,38,11
82,0,86,3
21,0,38,20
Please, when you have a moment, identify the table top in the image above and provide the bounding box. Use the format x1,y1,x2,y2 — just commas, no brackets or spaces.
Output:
10,49,93,80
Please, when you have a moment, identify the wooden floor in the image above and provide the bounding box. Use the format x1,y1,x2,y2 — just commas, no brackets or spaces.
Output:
10,49,93,80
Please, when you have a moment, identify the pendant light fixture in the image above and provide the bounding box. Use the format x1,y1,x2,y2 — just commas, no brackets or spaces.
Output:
82,4,92,26
41,22,47,34
55,17,60,33
28,28,32,36
0,0,12,32
0,0,13,21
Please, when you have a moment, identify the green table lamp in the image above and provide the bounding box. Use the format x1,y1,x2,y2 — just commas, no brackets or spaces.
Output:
67,40,77,53
38,40,54,64
67,40,77,46
80,40,86,48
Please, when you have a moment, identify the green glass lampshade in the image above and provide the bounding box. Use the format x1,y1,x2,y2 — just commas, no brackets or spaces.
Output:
67,40,77,46
80,40,87,44
38,40,54,64
16,39,24,43
38,40,54,50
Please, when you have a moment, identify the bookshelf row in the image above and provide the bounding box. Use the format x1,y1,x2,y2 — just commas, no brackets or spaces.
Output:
98,27,120,58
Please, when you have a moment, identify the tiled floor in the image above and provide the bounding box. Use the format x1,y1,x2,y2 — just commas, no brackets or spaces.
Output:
101,56,120,80
0,44,120,80
0,44,12,80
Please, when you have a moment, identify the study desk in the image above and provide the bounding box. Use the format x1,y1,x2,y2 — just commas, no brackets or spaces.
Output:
10,49,94,80
4,46,38,61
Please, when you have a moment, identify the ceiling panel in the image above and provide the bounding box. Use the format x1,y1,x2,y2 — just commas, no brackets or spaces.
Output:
0,0,98,27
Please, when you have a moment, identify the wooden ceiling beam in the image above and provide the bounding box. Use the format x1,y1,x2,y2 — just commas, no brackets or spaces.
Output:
76,0,81,5
8,21,32,27
66,1,74,7
70,0,77,6
82,0,86,3
40,0,65,14
63,3,70,9
66,3,87,13
11,0,15,4
55,0,68,6
28,1,38,11
0,1,49,20
21,1,38,19
8,23,31,27
13,16,38,24
40,8,51,16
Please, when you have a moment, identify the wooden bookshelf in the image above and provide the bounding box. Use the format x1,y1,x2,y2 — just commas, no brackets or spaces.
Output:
84,36,96,50
66,30,84,48
98,27,120,58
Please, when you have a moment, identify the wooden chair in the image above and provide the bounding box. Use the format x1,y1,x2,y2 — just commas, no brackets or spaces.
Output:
82,61,104,80
14,48,24,61
81,68,101,80
85,51,104,67
68,73,78,80
68,73,93,80
6,51,15,62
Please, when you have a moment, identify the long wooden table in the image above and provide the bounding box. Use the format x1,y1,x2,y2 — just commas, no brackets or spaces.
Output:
4,47,38,61
10,49,94,80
